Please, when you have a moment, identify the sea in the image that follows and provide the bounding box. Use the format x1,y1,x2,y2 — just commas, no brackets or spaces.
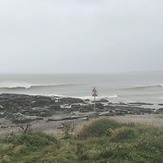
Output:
0,72,163,104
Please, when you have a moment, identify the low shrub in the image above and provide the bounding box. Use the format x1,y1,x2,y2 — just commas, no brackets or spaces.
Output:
112,127,139,142
61,121,75,139
76,143,89,160
106,128,113,136
136,125,163,137
9,133,58,147
77,118,122,139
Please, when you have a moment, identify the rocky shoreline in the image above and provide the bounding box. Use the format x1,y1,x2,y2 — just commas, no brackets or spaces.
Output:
0,93,163,135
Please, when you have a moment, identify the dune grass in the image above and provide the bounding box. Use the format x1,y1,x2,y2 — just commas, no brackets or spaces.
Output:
77,118,122,139
0,118,163,163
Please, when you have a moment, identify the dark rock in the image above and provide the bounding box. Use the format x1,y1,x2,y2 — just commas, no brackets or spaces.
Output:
95,103,104,110
104,105,115,111
0,105,4,110
129,102,153,106
12,113,43,123
0,93,86,123
31,99,53,107
71,104,82,111
47,105,61,111
84,99,90,102
59,97,84,104
97,98,109,103
0,112,5,118
154,108,163,114
0,93,159,124
119,102,127,105
48,115,83,121
79,104,94,112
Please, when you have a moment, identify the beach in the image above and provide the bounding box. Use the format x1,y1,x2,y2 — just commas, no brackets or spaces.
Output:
0,93,162,136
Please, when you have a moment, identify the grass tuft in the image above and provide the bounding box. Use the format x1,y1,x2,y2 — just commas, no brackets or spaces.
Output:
112,127,139,142
77,118,122,139
15,134,58,146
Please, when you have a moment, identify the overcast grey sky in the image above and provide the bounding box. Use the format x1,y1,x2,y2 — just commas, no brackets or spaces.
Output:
0,0,163,73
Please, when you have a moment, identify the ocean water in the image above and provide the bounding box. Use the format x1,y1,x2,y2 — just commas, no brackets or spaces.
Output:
0,72,163,103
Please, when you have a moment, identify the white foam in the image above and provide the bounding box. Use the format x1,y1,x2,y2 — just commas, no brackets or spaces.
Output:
108,95,118,98
0,82,75,89
75,95,118,100
0,82,31,89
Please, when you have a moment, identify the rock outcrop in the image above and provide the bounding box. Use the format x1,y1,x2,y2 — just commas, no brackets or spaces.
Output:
0,93,158,124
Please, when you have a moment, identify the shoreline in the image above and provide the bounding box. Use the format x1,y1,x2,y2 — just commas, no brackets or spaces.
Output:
0,93,163,136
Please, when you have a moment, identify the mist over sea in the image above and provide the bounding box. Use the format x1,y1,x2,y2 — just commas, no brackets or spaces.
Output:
0,72,163,103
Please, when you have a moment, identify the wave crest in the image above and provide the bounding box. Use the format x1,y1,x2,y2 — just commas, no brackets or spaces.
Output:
0,82,77,90
127,84,163,90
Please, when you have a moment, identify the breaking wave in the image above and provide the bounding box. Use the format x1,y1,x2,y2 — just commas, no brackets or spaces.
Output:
0,82,78,90
127,84,163,90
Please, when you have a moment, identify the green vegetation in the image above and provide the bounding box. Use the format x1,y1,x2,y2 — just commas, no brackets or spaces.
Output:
0,118,163,163
77,118,122,139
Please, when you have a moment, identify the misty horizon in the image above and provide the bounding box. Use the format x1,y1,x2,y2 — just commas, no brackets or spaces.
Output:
0,0,163,74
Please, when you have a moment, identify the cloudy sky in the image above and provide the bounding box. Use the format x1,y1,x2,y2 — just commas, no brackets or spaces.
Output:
0,0,163,73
